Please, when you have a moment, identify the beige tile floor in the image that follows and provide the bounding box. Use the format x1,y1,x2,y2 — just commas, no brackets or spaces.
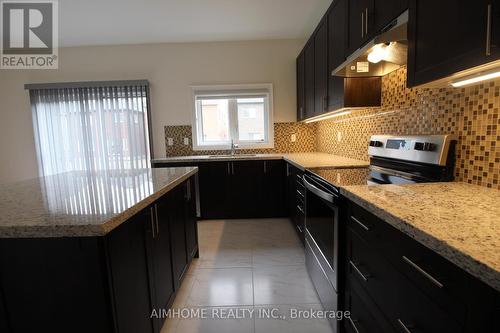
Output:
161,218,334,333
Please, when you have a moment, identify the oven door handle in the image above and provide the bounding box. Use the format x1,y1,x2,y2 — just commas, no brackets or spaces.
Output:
303,175,337,203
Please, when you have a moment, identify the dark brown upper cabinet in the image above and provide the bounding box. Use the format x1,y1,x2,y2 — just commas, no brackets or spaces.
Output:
328,0,347,110
296,51,305,121
347,0,374,54
304,41,316,119
296,0,383,121
314,18,329,115
347,0,407,54
407,0,500,87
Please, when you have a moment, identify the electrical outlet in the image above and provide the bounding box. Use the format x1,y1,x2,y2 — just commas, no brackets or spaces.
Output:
291,134,297,142
167,138,173,146
184,137,190,145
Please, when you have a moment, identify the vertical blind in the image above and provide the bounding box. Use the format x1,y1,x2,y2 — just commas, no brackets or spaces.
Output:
28,81,151,177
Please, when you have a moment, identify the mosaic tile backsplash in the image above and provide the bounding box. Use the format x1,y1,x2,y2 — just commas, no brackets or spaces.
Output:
164,122,316,156
163,67,499,189
316,67,500,189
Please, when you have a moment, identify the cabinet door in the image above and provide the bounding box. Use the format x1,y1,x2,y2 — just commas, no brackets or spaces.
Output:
151,199,175,308
230,160,266,218
262,160,285,217
107,210,154,333
347,0,373,53
314,18,329,115
296,52,306,121
304,41,316,119
328,0,347,110
198,162,231,219
0,289,7,333
408,0,500,87
184,177,198,259
168,186,189,290
373,0,405,32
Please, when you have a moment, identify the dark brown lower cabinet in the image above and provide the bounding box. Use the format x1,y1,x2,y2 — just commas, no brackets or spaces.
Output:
345,200,500,333
184,178,199,259
154,160,286,219
0,176,198,333
107,209,155,333
166,185,189,290
0,288,8,332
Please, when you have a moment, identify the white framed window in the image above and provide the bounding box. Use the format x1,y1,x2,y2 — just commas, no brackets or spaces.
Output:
191,84,274,150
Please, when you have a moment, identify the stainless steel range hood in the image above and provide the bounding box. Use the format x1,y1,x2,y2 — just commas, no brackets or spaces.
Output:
333,11,408,78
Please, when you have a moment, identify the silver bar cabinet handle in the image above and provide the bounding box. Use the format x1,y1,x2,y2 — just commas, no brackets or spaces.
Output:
232,162,235,175
349,260,370,281
349,317,361,333
227,162,231,175
397,319,413,333
486,4,492,56
402,256,444,288
154,205,159,235
150,207,155,238
361,11,364,38
365,8,368,36
351,216,369,231
263,161,267,174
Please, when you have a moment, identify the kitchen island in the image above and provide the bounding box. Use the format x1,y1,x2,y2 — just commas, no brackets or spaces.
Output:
0,167,199,333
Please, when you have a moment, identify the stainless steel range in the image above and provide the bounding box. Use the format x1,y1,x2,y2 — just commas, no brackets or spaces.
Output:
303,135,457,333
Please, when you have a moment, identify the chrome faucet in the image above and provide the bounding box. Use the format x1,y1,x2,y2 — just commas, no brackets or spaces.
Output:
230,139,239,156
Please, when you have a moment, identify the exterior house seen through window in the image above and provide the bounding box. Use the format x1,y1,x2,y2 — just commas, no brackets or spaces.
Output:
192,84,274,150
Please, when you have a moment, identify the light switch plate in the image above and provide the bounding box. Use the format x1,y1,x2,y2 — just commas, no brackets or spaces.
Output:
184,137,189,145
167,138,173,146
291,134,297,142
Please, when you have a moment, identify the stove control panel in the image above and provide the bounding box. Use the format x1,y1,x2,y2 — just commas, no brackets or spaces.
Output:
369,140,383,147
368,135,457,166
414,142,436,151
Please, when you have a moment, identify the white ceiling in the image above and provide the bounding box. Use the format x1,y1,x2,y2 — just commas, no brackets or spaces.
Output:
58,0,332,47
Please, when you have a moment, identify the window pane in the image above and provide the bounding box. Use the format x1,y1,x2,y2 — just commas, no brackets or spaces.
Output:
237,98,265,142
200,99,230,143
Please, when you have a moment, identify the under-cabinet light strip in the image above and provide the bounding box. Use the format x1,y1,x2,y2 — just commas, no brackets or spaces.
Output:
451,68,500,87
304,111,351,124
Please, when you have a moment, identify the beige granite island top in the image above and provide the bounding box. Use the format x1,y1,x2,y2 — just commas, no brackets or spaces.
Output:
152,152,369,170
340,182,500,291
0,167,198,238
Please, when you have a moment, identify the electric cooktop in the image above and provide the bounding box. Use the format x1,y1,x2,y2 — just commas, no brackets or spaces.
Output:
307,167,372,188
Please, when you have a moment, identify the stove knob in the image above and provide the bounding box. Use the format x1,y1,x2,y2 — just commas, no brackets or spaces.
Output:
369,140,383,147
414,142,436,151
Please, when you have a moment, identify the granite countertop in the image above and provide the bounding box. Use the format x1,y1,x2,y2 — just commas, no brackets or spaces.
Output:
341,182,500,292
152,152,369,170
152,153,283,163
0,167,198,238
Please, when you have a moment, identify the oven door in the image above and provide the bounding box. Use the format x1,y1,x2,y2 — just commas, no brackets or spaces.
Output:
303,173,340,292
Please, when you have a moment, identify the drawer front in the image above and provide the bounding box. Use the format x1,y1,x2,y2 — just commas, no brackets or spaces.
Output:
348,227,463,333
348,229,400,317
393,274,463,333
348,202,468,323
344,281,395,333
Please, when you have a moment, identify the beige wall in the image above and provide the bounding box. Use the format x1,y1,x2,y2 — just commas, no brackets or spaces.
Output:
0,39,304,183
